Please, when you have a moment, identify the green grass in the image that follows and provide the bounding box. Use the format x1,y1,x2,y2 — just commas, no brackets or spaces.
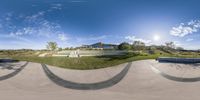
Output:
1,50,200,70
8,54,159,70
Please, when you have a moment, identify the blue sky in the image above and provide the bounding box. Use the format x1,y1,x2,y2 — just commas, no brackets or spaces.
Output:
0,0,200,49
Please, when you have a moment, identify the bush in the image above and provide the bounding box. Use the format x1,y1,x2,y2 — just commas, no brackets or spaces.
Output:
118,42,131,50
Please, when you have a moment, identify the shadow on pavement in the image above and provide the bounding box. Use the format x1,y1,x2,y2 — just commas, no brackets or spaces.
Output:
0,62,28,81
42,62,132,90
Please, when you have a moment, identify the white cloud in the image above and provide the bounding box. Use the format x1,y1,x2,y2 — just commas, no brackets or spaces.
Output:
10,27,36,36
88,35,107,40
76,35,107,42
37,20,61,37
0,33,32,43
70,0,88,3
0,10,68,49
25,11,45,22
18,14,25,19
5,17,11,21
173,41,182,46
186,38,194,42
51,3,62,10
11,11,62,38
125,35,152,44
170,20,200,37
58,33,68,41
6,12,13,17
3,12,13,21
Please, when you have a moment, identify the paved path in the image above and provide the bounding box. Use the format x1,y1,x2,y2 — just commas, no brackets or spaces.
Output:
1,60,200,100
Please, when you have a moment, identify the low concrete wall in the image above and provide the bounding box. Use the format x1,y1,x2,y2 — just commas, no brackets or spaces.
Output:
157,57,200,63
56,50,127,57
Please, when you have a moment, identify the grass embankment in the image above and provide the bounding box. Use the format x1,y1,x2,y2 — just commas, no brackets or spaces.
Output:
1,50,200,70
10,53,159,70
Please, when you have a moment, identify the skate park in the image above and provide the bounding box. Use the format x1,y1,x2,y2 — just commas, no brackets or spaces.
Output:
1,58,200,100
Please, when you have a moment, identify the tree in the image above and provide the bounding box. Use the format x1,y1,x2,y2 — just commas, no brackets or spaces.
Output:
148,46,156,54
118,42,131,50
46,42,58,51
132,41,145,51
176,47,184,51
58,47,63,51
165,42,175,50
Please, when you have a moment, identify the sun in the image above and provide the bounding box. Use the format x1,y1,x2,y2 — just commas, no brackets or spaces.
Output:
153,35,160,41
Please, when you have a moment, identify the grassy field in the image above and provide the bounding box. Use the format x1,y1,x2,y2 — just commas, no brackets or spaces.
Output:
1,50,200,70
0,50,159,69
10,53,159,69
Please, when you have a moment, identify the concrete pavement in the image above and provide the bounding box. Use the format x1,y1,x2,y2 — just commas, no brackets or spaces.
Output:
1,60,200,100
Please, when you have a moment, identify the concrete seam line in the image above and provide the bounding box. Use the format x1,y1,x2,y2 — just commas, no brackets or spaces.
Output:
41,62,132,90
0,62,29,81
150,65,200,82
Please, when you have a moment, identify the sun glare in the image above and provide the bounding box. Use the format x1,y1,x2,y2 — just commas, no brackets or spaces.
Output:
153,35,160,41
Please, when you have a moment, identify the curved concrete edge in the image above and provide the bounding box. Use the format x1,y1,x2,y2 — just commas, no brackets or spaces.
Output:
157,57,200,63
41,62,132,90
0,62,29,81
150,65,200,82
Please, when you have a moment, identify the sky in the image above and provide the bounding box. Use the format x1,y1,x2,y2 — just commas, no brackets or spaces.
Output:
0,0,200,50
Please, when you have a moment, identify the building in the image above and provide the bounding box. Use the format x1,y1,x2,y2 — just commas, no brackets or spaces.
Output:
80,42,118,50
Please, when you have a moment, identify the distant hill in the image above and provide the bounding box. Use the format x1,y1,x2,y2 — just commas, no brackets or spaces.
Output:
81,42,118,49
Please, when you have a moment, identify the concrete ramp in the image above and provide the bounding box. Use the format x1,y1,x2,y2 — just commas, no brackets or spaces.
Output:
150,60,200,82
